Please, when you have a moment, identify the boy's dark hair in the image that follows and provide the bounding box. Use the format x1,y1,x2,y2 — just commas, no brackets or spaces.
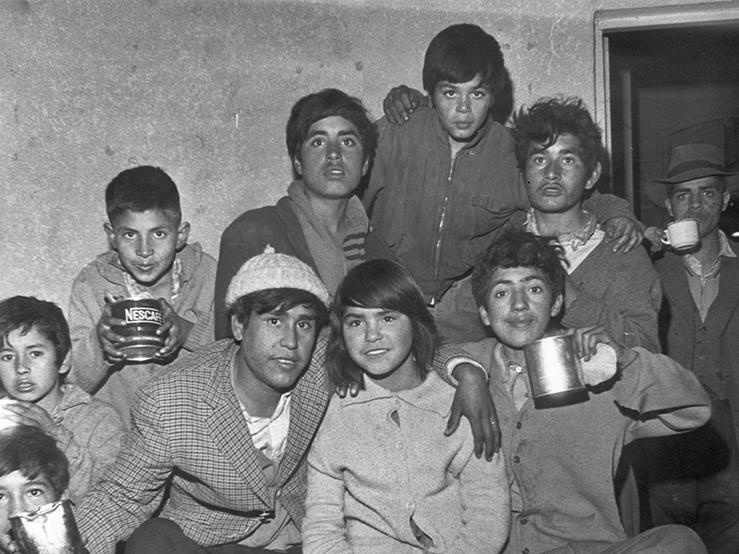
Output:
0,296,70,368
422,23,506,98
0,425,69,499
228,288,329,329
471,231,566,309
105,166,181,224
327,259,438,391
512,96,606,176
285,88,377,167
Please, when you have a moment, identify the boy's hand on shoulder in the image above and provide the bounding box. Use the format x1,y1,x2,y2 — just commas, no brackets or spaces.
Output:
571,326,622,386
96,303,128,362
383,85,425,125
154,299,193,360
2,401,57,438
603,216,643,253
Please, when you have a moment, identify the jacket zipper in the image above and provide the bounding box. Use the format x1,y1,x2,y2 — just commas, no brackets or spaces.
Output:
433,155,459,283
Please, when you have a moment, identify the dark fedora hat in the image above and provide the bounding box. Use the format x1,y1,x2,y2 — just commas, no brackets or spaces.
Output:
645,143,739,206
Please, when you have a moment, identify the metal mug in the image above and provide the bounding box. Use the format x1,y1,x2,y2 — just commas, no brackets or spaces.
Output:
110,298,165,362
10,499,87,554
524,334,587,408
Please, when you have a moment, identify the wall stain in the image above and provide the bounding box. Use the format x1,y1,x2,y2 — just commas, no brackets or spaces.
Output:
354,61,363,71
7,0,31,16
105,145,115,156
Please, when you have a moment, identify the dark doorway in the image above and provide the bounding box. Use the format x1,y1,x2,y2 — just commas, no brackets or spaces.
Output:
606,24,739,231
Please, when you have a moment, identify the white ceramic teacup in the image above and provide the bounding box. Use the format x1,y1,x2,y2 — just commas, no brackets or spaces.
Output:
660,218,700,251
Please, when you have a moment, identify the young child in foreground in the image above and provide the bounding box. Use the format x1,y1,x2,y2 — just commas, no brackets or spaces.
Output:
67,165,216,424
0,425,72,553
461,230,710,553
302,259,510,553
0,296,123,505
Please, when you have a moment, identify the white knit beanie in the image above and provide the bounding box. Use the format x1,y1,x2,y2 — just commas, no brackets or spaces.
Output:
225,245,330,308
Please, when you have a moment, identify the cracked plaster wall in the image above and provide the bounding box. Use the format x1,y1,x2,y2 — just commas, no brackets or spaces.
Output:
0,0,717,308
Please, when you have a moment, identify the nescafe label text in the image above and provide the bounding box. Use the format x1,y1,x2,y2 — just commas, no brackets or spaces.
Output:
124,307,163,325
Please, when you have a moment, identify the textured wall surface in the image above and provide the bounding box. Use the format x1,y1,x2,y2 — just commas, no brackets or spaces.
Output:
0,0,715,309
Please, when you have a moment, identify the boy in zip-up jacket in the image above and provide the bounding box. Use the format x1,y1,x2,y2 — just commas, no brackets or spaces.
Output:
367,23,641,343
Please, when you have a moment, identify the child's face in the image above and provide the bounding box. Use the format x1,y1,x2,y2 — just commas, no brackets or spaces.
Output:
524,133,600,216
0,469,58,537
293,116,369,203
104,209,189,289
479,266,563,351
342,307,417,392
431,73,493,145
231,304,319,396
0,326,66,410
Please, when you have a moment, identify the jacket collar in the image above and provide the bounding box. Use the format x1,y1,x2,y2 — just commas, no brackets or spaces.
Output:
201,340,328,501
95,242,203,289
286,180,368,233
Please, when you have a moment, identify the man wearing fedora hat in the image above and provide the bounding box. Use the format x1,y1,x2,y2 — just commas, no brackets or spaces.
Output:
640,143,739,552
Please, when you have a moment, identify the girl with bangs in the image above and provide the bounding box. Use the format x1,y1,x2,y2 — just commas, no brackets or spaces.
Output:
302,259,509,553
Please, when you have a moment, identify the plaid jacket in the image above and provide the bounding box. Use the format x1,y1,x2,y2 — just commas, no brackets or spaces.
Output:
76,338,331,553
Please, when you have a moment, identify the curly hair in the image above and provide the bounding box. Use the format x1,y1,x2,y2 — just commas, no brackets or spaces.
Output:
512,96,606,176
471,231,566,309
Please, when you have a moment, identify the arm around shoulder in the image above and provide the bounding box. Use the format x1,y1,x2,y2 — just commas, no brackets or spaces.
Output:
584,190,642,228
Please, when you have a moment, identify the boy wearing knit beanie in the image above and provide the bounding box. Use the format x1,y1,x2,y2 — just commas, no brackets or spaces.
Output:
77,248,330,552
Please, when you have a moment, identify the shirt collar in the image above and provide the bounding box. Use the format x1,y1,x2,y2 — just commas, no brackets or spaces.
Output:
341,373,451,418
683,230,737,278
287,180,368,235
525,208,599,250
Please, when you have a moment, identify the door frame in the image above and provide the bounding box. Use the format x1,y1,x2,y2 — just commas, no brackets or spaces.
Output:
593,2,739,203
